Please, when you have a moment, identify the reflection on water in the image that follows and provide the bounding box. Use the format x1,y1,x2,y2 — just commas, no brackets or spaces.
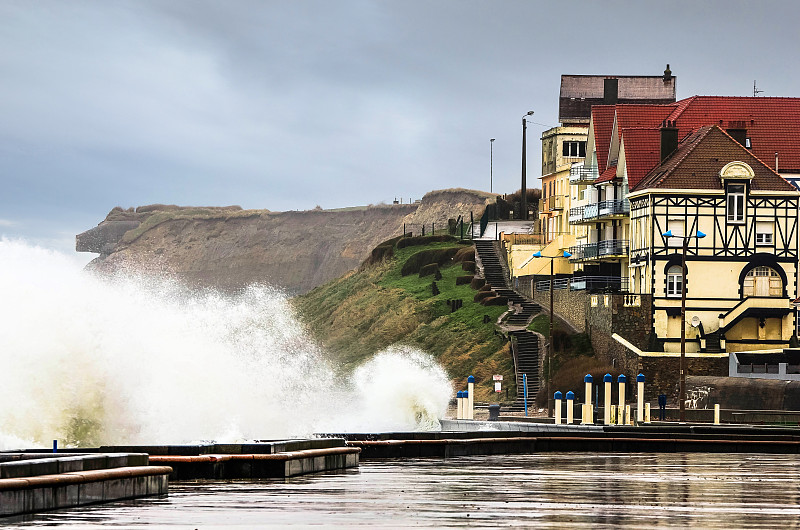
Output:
13,453,800,528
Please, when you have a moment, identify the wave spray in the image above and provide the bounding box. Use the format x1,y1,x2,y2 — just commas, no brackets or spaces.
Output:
0,239,452,448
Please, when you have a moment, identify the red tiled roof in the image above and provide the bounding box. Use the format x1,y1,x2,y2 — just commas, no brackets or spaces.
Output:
619,128,662,189
668,96,800,173
633,126,797,192
615,104,675,131
595,165,617,184
591,106,615,170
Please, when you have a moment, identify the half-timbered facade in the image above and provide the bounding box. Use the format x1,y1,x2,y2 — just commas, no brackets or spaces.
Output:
628,126,799,353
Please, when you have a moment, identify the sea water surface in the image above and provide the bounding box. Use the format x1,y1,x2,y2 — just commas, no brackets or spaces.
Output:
13,452,800,528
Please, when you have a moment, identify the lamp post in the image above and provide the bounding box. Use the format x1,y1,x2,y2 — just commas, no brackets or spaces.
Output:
519,249,572,415
521,111,534,220
661,228,706,422
490,138,495,193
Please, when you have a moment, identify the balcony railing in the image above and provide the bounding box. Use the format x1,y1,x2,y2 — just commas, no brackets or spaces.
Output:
547,195,564,210
569,164,599,184
568,239,629,261
568,206,583,223
598,239,629,257
535,275,629,293
568,199,630,224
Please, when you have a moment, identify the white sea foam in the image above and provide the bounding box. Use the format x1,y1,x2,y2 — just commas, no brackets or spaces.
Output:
0,238,452,449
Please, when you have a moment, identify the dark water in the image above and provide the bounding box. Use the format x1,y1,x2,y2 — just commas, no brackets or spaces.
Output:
12,453,800,528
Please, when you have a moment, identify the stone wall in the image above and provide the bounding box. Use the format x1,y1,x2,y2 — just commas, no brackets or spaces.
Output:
641,357,729,401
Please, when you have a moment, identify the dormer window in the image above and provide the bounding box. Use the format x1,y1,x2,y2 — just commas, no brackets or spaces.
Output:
727,184,746,223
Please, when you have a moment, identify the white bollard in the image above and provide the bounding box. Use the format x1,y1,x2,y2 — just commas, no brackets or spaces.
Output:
636,374,645,423
604,374,612,425
645,402,651,423
583,375,594,424
554,391,563,424
626,404,632,425
467,376,475,420
566,391,575,424
617,374,627,424
456,391,464,420
714,404,720,425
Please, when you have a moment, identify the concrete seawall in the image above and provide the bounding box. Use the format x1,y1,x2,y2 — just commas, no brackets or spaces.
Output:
0,453,171,517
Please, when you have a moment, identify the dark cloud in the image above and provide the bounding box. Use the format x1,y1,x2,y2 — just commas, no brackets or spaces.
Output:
1,0,799,251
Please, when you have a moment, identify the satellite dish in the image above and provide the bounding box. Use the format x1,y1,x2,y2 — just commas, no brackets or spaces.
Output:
690,316,701,328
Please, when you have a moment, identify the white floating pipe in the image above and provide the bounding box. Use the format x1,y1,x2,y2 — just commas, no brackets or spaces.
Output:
604,373,612,425
626,404,632,425
645,403,651,423
714,404,720,425
456,391,464,420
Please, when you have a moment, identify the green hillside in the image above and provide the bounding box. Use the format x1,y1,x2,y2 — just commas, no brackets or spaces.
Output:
293,236,515,401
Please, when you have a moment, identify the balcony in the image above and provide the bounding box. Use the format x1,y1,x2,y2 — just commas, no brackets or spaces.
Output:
568,239,629,261
568,206,584,224
535,275,629,293
569,163,598,184
568,199,629,224
547,195,564,211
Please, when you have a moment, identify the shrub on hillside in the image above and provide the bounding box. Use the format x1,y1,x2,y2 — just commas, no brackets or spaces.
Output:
453,247,475,263
481,295,508,306
479,283,492,292
400,247,461,276
474,290,496,303
419,263,440,277
396,234,456,250
360,235,405,269
461,260,476,273
471,278,486,289
455,275,473,286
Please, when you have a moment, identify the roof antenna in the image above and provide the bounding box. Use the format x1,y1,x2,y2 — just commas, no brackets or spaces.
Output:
754,80,764,97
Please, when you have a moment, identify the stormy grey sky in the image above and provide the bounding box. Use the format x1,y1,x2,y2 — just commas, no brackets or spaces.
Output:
1,0,798,252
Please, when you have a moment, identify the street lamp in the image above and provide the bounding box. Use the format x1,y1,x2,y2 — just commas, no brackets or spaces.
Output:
520,249,572,416
490,138,495,193
521,111,534,220
661,228,706,422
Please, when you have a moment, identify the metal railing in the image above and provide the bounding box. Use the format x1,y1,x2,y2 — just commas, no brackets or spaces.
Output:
535,275,630,293
569,164,598,183
568,240,629,261
547,195,564,210
569,200,629,224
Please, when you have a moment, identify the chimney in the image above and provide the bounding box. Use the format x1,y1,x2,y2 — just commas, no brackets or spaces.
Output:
660,120,679,162
663,64,672,82
603,78,619,105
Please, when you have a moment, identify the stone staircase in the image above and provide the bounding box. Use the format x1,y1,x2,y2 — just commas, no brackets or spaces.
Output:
473,239,542,410
508,329,541,411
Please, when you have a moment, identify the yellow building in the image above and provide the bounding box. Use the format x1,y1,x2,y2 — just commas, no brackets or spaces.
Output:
628,125,799,353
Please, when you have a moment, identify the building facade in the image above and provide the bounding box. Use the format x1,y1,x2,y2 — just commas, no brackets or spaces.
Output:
628,126,799,353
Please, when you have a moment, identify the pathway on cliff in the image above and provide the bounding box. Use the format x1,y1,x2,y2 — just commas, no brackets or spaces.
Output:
473,239,542,411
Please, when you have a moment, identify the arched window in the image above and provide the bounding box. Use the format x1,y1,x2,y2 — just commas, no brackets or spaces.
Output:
666,265,683,297
743,266,782,297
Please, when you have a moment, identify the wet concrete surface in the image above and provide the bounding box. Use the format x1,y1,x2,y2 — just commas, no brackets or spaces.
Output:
10,452,800,528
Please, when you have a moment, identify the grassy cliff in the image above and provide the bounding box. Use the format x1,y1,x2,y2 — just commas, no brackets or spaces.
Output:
293,236,515,401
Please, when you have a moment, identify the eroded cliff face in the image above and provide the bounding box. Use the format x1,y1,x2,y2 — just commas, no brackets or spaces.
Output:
78,189,495,294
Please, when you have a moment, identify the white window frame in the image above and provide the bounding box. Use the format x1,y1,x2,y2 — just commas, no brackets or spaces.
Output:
755,221,774,246
666,265,683,297
727,184,746,223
